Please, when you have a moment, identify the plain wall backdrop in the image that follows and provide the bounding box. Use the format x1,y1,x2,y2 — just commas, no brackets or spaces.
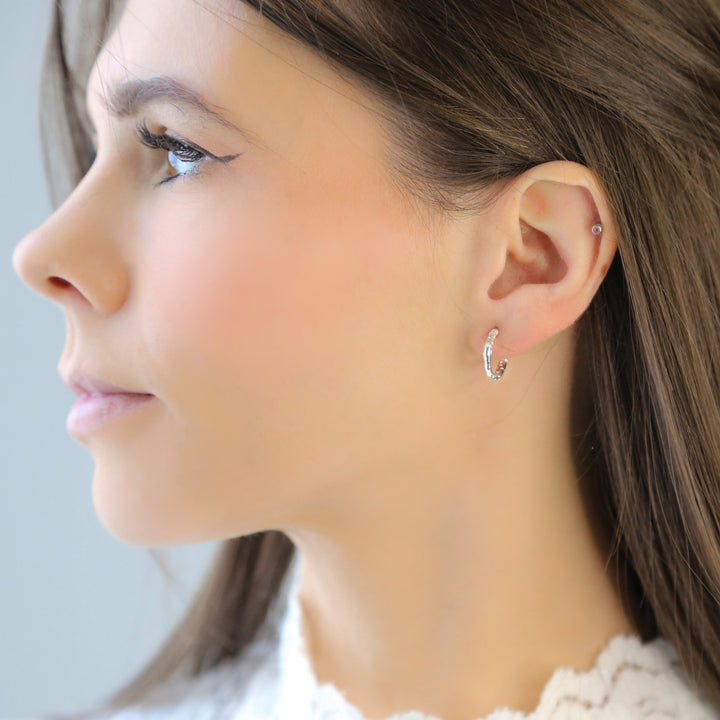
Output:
1,3,219,717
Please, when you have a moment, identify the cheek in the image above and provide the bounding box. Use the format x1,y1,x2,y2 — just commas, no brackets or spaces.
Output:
98,176,437,544
139,182,416,405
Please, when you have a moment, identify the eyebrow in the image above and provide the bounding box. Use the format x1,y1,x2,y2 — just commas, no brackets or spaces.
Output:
87,75,264,147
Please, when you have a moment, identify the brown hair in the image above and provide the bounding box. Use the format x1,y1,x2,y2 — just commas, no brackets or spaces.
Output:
38,0,720,717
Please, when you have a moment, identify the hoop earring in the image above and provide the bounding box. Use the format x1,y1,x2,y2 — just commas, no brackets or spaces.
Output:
484,327,508,381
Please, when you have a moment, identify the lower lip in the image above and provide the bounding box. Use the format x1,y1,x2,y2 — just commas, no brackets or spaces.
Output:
66,393,156,437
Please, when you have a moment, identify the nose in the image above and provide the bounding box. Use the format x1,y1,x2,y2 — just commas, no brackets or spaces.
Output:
12,170,131,316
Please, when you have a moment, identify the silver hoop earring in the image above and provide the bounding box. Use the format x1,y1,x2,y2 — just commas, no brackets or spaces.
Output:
484,328,508,381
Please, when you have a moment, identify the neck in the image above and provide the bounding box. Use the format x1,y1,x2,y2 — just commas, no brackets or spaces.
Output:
282,333,637,720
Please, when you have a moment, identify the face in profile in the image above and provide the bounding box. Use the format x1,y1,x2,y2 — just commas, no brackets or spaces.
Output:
13,0,471,546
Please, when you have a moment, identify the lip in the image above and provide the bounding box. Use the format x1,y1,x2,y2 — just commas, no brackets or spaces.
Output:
60,368,149,397
66,392,156,437
59,368,155,437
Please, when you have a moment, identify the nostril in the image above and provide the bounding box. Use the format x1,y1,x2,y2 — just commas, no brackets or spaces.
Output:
49,277,72,290
48,275,87,304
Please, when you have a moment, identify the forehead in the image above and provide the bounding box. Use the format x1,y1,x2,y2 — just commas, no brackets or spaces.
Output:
86,0,388,158
87,0,267,117
89,0,251,88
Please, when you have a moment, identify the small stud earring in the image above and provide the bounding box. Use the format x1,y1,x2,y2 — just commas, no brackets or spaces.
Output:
591,223,603,235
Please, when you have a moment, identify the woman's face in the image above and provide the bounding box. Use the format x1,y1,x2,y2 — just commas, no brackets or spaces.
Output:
13,0,475,545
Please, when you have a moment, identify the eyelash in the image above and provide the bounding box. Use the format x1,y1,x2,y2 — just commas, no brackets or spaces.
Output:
83,120,239,186
135,121,208,185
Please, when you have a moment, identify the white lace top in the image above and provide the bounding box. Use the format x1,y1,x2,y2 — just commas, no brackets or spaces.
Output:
93,552,720,720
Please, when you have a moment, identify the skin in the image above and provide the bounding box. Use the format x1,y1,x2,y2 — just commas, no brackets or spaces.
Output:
12,1,638,718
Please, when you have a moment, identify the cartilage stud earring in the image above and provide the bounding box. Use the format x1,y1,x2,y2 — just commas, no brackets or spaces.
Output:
591,223,603,235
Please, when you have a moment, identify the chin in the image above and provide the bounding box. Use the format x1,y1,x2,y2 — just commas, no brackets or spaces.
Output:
90,466,178,547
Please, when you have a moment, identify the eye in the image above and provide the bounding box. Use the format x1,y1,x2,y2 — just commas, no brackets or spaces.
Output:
135,121,209,184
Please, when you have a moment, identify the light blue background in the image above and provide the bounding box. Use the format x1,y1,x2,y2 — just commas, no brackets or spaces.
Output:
1,3,218,717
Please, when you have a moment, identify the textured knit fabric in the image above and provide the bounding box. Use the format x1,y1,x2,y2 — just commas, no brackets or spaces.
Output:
95,551,720,720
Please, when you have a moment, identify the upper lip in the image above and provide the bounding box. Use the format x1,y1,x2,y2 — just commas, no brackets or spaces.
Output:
61,369,153,397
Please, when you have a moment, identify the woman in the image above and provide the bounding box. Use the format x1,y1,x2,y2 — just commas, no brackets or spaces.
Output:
12,0,720,718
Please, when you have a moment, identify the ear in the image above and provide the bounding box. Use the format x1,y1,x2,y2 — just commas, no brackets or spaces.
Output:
479,160,618,360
